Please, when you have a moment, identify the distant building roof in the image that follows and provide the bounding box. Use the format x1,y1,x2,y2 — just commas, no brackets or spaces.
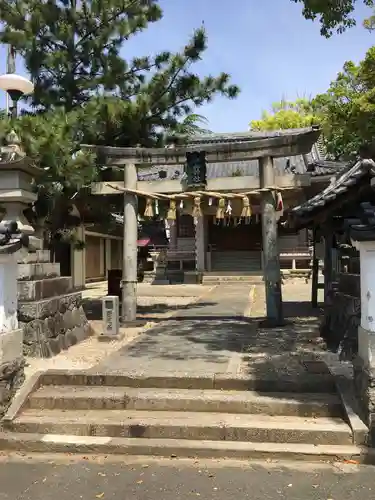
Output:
289,158,375,226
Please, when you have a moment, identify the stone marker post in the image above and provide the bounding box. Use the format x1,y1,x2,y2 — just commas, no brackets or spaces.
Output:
259,156,283,326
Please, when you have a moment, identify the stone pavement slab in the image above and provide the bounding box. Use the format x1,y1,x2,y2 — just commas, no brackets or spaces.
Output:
96,285,253,375
93,281,332,382
0,454,373,500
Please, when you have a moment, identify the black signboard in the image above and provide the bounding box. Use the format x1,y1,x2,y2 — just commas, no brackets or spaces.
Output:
185,151,207,188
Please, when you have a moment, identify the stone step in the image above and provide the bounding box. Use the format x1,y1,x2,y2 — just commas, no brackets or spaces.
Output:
18,277,72,301
27,386,344,417
9,409,353,445
203,276,263,284
37,370,338,393
0,432,364,462
18,262,61,280
38,371,337,393
18,250,51,264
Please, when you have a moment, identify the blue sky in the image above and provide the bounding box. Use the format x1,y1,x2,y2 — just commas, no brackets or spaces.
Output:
0,0,374,132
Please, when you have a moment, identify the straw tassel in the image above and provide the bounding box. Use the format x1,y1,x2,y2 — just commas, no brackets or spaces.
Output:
143,198,154,217
216,198,225,219
191,196,202,219
167,199,177,220
241,195,252,217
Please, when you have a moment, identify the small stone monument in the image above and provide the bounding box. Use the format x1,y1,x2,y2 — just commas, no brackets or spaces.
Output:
100,295,121,341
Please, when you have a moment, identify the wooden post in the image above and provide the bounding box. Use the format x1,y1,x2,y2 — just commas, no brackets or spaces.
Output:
122,163,138,323
259,156,284,326
311,228,319,308
323,229,333,305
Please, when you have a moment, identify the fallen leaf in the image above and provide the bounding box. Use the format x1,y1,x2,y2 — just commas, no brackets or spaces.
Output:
142,464,149,469
98,472,106,477
343,459,359,465
137,480,143,485
95,493,104,499
288,484,293,487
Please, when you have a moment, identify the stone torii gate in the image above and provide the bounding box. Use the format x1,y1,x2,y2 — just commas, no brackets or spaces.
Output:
86,128,320,327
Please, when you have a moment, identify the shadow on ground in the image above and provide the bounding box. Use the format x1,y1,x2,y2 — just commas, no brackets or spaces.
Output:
82,298,218,321
122,301,324,362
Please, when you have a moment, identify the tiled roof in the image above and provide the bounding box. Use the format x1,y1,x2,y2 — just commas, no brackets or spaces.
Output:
186,128,320,144
308,160,347,177
137,155,308,181
290,159,375,220
136,129,346,182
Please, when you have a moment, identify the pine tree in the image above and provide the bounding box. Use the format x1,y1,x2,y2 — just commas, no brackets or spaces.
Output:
0,1,239,138
0,1,239,245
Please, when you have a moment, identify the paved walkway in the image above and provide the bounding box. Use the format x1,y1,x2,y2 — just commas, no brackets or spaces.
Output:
0,454,373,500
95,282,329,380
96,285,253,375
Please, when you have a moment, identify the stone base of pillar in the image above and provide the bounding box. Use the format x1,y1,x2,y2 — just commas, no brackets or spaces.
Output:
0,328,25,418
353,353,375,444
143,271,170,285
184,271,202,284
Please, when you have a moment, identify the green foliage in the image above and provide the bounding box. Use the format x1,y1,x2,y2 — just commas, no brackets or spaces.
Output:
0,1,239,136
0,0,239,237
313,47,375,160
293,0,374,37
250,98,319,131
0,0,163,110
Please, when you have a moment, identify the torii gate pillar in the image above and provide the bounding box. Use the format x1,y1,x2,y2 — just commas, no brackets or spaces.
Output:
259,156,284,327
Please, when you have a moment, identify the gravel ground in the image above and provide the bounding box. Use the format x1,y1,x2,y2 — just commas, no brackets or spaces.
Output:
241,282,352,379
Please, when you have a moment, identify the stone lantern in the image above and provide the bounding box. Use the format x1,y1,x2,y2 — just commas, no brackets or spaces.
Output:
0,130,42,250
0,131,37,415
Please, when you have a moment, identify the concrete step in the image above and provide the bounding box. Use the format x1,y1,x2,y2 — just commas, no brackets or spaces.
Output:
18,250,51,264
27,386,344,417
10,409,352,445
0,432,364,462
18,276,73,301
203,276,263,284
38,371,337,393
18,262,61,280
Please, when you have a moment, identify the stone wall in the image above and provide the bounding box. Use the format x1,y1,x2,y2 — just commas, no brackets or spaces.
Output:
353,352,375,444
18,250,90,358
320,273,361,359
0,358,24,418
